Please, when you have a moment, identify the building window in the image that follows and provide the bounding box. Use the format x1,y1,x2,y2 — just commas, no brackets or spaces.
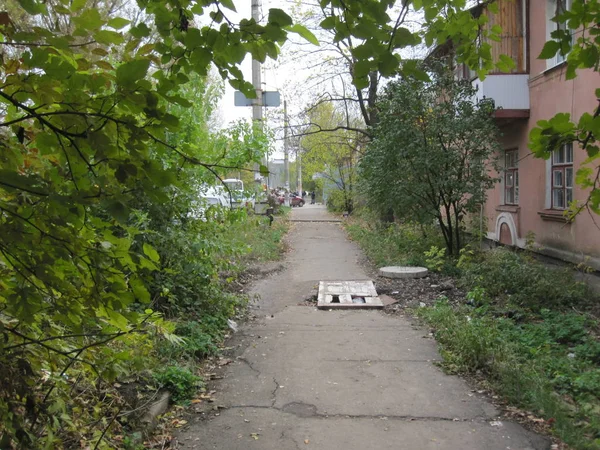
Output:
546,0,572,68
551,143,573,209
504,149,519,205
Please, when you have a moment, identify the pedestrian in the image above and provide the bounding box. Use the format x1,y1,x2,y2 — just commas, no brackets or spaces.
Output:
310,191,316,204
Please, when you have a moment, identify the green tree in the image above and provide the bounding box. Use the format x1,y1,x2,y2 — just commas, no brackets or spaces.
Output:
300,101,363,212
530,0,600,217
0,0,312,446
359,67,501,255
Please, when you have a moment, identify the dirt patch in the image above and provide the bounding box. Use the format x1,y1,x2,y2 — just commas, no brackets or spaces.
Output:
373,273,465,314
221,261,286,295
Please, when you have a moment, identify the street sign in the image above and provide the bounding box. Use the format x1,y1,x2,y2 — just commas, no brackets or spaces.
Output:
234,91,281,107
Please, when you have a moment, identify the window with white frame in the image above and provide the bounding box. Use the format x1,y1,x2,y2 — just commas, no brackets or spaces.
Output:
546,0,572,68
504,149,519,205
551,143,574,209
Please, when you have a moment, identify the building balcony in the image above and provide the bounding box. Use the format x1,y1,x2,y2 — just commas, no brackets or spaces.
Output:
472,74,530,119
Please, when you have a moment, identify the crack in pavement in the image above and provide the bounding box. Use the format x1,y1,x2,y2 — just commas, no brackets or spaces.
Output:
271,377,280,406
237,357,260,376
324,358,441,363
287,433,304,450
223,404,495,423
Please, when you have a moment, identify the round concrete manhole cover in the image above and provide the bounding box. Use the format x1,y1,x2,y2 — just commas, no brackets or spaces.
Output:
379,266,428,279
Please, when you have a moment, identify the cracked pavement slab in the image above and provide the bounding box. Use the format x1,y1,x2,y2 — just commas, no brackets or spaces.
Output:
175,205,550,449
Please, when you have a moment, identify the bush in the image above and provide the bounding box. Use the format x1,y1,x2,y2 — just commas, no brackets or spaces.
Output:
326,189,348,213
159,318,225,360
153,366,203,404
345,218,447,269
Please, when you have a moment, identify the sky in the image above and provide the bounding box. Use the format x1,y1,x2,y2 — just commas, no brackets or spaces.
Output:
215,2,287,127
212,0,427,159
213,0,313,159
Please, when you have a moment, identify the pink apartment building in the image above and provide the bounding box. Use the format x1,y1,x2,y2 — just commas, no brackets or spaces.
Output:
436,0,600,267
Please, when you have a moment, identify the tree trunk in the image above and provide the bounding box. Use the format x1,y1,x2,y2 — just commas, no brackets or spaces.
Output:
444,205,454,256
453,203,461,256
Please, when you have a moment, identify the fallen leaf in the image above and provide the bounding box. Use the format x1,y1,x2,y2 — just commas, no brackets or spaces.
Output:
304,439,310,444
171,419,188,428
250,433,260,440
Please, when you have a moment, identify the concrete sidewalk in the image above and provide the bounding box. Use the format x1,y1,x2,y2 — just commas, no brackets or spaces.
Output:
176,205,549,450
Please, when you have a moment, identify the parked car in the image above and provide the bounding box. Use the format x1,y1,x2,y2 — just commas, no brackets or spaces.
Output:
290,195,305,207
192,186,230,221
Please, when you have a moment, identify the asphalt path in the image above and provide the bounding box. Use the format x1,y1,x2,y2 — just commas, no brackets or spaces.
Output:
176,204,549,450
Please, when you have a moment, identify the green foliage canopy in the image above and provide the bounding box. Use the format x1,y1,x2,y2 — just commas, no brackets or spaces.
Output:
300,102,364,212
359,67,501,255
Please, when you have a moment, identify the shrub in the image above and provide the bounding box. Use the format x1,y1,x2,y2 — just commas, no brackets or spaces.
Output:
153,366,202,404
345,219,445,269
326,189,348,213
424,245,446,272
158,317,228,361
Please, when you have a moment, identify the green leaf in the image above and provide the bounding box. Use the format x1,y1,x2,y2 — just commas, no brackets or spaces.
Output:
286,24,319,46
268,8,293,27
73,8,105,31
320,16,336,30
0,170,47,195
99,305,129,331
107,17,130,30
71,0,86,12
576,167,594,188
538,40,560,59
378,51,398,77
130,277,151,303
219,0,237,12
130,23,151,38
353,59,372,79
392,27,417,48
17,0,46,15
116,59,150,87
143,243,160,263
259,164,270,177
94,30,124,45
106,200,130,223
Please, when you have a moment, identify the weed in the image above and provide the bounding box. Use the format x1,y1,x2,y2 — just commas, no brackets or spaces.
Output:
153,366,203,404
424,245,446,272
417,300,600,449
466,286,488,306
345,219,445,269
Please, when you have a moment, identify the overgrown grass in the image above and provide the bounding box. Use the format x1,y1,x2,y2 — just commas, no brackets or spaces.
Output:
224,211,289,264
345,217,600,448
417,299,600,449
155,209,291,398
345,216,446,269
459,248,593,311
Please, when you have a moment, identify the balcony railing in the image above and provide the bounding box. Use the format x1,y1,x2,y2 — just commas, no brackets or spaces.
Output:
472,74,530,117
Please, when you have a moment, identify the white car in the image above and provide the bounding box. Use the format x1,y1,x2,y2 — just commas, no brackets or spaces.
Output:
192,186,230,221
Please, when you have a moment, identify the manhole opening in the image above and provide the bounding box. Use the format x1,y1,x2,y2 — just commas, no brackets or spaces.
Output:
331,295,340,303
351,295,366,304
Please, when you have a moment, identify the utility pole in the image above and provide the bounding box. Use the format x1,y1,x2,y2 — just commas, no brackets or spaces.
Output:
283,99,289,191
251,0,264,187
297,146,303,199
